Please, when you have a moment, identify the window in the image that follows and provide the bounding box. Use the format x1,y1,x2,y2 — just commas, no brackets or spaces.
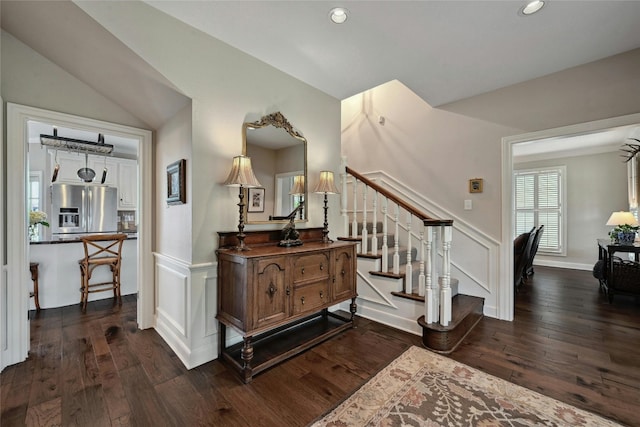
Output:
28,171,44,238
514,166,565,255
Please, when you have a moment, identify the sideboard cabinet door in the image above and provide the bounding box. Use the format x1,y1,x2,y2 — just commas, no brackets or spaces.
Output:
255,257,289,329
332,246,357,302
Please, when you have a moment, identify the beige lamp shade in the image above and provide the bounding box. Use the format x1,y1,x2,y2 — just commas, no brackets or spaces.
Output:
313,171,339,194
223,155,261,188
606,211,638,226
289,175,305,195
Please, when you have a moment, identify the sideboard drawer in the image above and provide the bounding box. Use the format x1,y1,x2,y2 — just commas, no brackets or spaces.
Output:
292,281,329,315
292,253,330,283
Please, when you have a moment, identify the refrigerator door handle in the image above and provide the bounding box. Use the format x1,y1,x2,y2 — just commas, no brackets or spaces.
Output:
87,188,92,232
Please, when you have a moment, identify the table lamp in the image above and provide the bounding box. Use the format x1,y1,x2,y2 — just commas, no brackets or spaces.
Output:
313,171,339,243
224,155,261,250
289,175,305,220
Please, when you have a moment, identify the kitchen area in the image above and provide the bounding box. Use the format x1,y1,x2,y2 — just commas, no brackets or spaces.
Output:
27,120,139,310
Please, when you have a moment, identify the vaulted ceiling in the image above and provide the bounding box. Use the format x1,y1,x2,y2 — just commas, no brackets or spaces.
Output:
2,0,640,137
144,0,640,107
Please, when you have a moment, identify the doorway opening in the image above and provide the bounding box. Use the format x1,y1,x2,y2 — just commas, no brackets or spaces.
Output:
2,103,153,370
501,112,640,321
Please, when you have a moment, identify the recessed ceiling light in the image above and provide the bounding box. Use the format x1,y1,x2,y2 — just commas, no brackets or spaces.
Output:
521,0,545,16
329,7,349,24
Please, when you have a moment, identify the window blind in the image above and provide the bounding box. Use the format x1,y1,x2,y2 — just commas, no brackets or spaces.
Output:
514,168,563,254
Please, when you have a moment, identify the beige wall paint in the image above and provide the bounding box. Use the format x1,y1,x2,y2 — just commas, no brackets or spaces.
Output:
156,103,192,261
516,151,627,267
342,80,520,239
77,1,341,264
1,31,146,130
439,48,640,132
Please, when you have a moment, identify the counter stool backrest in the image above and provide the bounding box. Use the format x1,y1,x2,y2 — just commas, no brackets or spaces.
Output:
79,233,127,311
81,233,127,262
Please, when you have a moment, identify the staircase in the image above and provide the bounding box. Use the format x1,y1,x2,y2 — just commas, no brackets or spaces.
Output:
340,166,484,353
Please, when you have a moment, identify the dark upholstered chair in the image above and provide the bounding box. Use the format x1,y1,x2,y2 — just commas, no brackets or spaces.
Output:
524,225,544,277
514,228,535,290
608,257,640,303
514,225,545,291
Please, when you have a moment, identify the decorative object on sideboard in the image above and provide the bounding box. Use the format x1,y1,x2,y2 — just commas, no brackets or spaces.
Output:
469,178,483,193
224,155,261,250
167,159,186,205
278,201,305,247
313,171,340,243
606,211,639,244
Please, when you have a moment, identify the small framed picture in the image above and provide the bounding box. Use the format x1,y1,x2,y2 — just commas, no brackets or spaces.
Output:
167,159,186,205
247,187,265,212
469,178,483,193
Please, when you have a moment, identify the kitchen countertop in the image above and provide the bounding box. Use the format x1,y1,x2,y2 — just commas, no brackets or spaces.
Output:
30,232,138,245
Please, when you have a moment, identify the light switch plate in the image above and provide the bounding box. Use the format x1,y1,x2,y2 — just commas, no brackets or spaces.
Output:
464,199,472,210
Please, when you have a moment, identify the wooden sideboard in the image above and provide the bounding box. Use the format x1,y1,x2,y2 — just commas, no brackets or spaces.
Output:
216,228,357,383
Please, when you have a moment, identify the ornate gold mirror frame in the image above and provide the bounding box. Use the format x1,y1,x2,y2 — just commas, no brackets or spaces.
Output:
242,112,307,224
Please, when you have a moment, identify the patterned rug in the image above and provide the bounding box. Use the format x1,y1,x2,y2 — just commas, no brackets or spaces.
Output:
310,346,622,427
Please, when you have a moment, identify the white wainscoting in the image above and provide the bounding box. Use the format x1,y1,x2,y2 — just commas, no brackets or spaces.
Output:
153,253,217,369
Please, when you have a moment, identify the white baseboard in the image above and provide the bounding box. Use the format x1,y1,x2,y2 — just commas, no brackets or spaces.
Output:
534,259,593,271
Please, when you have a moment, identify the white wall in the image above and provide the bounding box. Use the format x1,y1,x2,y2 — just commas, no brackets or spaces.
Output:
0,31,146,130
342,80,521,240
515,151,628,269
77,1,342,265
155,103,193,262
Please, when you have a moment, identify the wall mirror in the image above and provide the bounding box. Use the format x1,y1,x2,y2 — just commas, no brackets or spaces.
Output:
243,112,307,224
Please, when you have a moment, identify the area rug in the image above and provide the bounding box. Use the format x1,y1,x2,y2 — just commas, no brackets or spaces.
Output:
310,346,621,426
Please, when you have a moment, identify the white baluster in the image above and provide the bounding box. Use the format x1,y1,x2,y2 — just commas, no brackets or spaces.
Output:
361,186,368,254
440,225,453,326
381,198,389,272
424,225,436,323
371,192,378,256
393,204,400,275
351,180,358,239
418,227,425,297
341,161,348,236
405,212,412,293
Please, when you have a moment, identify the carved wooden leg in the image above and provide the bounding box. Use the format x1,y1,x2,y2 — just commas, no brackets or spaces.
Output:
241,336,254,383
349,297,357,323
218,323,227,356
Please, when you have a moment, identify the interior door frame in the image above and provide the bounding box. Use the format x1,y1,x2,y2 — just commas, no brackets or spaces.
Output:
2,103,153,369
501,112,640,321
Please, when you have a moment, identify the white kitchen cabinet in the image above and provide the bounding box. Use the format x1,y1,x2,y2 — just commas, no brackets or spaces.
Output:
88,156,118,186
49,151,87,184
117,159,138,210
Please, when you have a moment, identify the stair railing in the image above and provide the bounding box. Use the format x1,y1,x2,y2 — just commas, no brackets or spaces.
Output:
342,166,454,326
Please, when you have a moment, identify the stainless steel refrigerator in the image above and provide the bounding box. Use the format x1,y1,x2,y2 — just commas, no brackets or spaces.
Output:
51,183,118,235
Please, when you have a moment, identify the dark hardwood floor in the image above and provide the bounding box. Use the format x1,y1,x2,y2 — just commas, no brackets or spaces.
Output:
2,266,639,426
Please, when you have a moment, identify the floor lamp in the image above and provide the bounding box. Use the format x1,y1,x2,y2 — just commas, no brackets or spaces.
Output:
223,155,261,250
313,171,339,243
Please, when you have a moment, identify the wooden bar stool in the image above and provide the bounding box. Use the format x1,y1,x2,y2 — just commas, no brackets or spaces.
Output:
78,234,127,311
29,262,40,312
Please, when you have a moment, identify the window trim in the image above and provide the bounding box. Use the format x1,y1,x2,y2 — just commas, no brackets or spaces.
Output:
513,165,567,256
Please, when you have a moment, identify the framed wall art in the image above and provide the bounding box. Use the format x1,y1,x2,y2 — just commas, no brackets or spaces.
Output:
247,187,265,212
469,178,483,194
167,159,186,205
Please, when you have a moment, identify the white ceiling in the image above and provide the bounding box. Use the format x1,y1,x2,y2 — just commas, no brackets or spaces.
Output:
145,0,640,107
